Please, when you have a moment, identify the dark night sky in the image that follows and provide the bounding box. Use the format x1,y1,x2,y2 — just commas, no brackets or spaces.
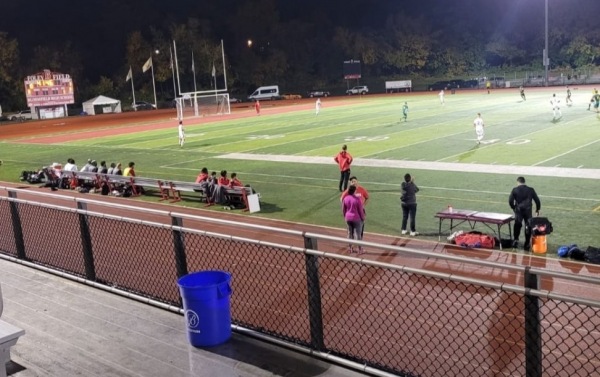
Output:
2,0,599,81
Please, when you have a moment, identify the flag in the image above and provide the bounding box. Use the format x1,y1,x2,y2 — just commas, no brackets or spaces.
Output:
211,63,216,78
125,67,132,82
142,57,152,73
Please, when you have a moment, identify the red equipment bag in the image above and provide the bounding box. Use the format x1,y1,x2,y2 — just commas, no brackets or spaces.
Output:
454,231,496,249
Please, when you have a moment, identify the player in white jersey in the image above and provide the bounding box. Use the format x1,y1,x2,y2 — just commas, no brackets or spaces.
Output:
438,89,445,105
315,98,321,115
178,120,185,147
550,94,562,119
473,113,485,144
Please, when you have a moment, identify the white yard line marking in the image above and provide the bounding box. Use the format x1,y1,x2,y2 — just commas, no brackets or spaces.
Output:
217,153,600,180
532,139,600,166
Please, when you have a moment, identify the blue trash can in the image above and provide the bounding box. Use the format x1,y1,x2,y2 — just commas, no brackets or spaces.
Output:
177,270,232,347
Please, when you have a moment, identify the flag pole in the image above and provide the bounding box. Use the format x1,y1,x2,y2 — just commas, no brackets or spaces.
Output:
221,39,227,91
126,66,136,109
192,50,198,117
213,62,217,103
150,59,157,109
173,40,182,96
169,46,176,98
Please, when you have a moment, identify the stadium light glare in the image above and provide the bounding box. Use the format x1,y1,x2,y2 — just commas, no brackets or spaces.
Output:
247,39,253,48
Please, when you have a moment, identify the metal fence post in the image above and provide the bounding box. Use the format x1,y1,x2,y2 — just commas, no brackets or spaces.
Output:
77,202,96,280
172,216,188,278
524,267,542,377
304,235,324,351
7,191,26,259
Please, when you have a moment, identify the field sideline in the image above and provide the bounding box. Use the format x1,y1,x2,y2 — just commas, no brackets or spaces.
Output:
1,87,599,252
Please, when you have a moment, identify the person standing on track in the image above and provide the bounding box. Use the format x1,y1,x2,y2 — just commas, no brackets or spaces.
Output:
178,120,185,147
342,185,365,254
341,176,370,238
255,100,261,115
509,176,541,251
400,173,419,236
334,144,353,192
473,112,485,144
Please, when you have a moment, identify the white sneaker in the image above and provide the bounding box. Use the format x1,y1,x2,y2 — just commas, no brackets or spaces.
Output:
410,231,419,236
401,230,407,235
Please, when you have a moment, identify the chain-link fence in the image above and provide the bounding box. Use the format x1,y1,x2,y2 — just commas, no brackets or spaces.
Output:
1,190,600,377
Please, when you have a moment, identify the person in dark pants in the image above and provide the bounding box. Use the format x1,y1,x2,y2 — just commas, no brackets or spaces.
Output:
334,144,353,192
400,173,419,236
509,176,541,251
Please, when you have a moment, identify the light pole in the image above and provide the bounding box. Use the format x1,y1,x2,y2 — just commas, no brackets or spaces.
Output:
544,0,549,87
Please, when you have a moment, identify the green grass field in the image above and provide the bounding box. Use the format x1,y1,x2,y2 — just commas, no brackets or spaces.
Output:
2,87,600,253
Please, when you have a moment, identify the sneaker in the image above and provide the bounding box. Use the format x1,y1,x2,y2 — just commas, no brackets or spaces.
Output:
348,246,354,254
410,231,419,236
512,240,519,249
358,247,365,254
401,230,407,235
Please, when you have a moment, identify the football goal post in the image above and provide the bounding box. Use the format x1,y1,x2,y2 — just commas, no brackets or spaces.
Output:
175,92,231,120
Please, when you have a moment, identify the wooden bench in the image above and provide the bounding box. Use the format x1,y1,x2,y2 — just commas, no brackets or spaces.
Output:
1,284,25,377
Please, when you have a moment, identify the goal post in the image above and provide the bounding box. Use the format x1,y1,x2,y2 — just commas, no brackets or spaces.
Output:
175,92,231,120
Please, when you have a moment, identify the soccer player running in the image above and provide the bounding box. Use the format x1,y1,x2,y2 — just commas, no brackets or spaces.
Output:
550,94,562,119
591,90,600,113
566,86,572,106
473,113,485,145
178,120,185,147
519,86,526,101
438,90,445,105
402,102,409,122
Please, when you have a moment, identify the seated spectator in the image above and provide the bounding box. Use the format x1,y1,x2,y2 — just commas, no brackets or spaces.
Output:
64,158,78,172
195,167,209,183
107,163,116,175
99,161,108,174
123,162,136,177
218,170,230,186
90,160,98,173
80,159,94,172
113,163,123,175
229,172,243,188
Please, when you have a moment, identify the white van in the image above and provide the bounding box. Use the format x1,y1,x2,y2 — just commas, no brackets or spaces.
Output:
248,85,280,101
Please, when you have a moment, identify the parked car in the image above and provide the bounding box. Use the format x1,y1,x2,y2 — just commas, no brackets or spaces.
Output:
132,101,156,111
308,90,330,98
10,109,33,121
229,97,242,103
346,86,369,95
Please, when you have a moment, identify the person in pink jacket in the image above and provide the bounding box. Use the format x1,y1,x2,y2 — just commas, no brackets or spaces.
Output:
334,144,353,192
342,185,365,254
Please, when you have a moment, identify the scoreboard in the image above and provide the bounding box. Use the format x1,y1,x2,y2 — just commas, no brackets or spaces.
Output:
343,60,361,80
24,69,75,107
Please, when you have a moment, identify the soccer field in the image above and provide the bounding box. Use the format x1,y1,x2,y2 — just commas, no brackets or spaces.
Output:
1,86,600,252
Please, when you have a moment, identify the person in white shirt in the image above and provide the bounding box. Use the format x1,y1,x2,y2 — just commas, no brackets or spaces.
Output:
63,158,78,172
550,93,562,119
438,89,445,105
178,120,185,147
80,159,93,172
473,113,485,144
315,98,321,115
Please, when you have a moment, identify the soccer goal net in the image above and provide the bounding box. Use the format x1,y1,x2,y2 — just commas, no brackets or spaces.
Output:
175,93,231,120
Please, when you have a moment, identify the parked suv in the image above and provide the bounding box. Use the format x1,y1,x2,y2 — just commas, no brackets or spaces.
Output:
10,110,33,121
346,85,368,95
132,101,156,111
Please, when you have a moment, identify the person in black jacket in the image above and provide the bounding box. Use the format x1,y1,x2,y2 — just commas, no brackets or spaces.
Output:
400,173,420,236
509,176,541,251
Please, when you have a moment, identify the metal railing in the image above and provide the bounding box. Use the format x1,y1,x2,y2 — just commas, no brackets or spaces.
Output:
1,186,600,377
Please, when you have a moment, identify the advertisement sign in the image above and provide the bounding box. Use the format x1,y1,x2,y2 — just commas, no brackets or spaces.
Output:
24,69,74,108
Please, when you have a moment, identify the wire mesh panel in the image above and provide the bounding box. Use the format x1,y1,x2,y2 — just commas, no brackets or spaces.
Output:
0,200,17,255
17,203,86,276
319,257,525,377
87,216,180,304
539,299,600,376
184,234,312,345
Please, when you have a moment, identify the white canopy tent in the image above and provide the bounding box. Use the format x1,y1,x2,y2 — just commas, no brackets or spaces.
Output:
82,95,122,115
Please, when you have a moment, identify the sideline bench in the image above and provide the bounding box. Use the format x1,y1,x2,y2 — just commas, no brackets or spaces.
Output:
59,172,261,212
434,208,514,249
1,284,25,377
